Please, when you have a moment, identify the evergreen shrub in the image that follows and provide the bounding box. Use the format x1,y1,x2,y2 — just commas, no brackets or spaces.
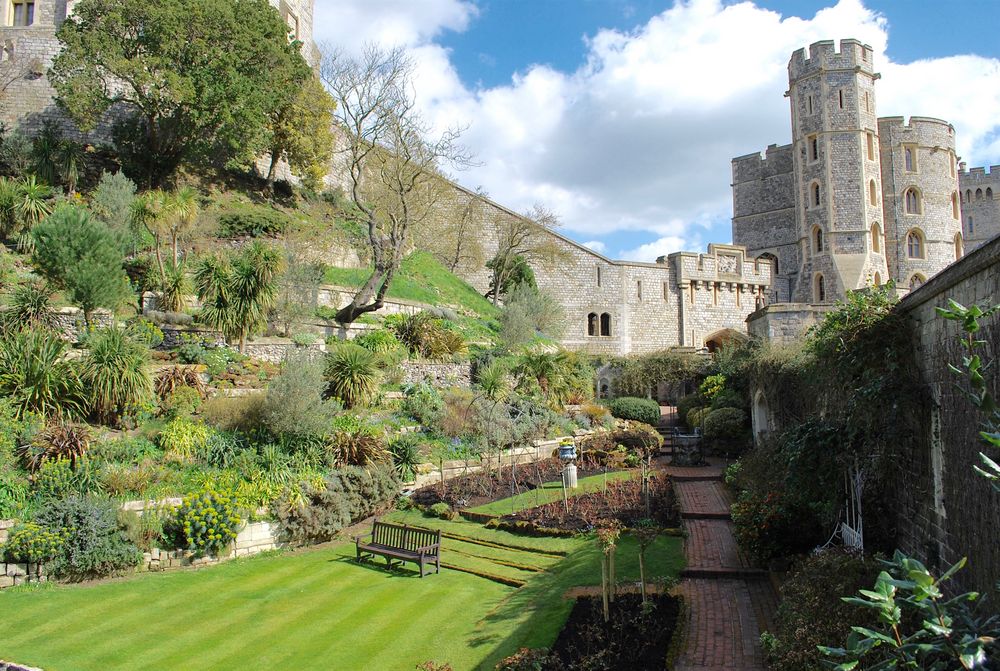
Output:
169,487,242,557
34,495,142,580
702,407,747,441
607,396,661,426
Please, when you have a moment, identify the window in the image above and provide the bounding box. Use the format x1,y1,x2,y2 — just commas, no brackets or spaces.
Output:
838,89,845,109
988,188,994,200
814,274,826,302
952,192,959,219
636,280,642,300
904,188,921,214
904,145,917,172
12,0,34,26
869,180,878,206
955,233,963,260
906,229,925,259
870,222,881,253
587,313,598,337
976,188,983,201
596,266,601,287
864,91,871,113
968,216,975,235
806,94,813,115
966,189,972,203
599,313,611,336
813,226,824,253
909,274,926,290
808,135,819,162
811,181,821,208
949,155,956,178
873,272,882,286
662,282,668,301
866,132,875,160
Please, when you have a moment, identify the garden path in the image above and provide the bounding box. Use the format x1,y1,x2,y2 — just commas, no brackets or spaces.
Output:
656,408,777,671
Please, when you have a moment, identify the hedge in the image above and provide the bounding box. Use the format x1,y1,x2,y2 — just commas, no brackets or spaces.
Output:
607,396,661,426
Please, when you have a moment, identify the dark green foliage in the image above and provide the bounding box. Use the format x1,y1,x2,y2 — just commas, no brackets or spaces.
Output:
34,495,142,580
499,283,564,346
324,343,380,408
218,208,290,238
81,326,153,425
389,433,421,481
0,327,85,419
607,397,661,427
675,394,702,424
612,350,706,398
701,407,746,442
273,466,400,544
51,0,311,186
31,205,130,324
730,488,822,566
1,281,55,333
762,549,881,671
710,389,744,411
486,254,535,300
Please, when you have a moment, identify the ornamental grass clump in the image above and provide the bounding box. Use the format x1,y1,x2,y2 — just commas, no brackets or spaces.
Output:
324,343,380,408
171,487,242,557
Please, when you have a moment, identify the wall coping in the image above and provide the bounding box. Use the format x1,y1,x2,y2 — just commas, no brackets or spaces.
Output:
898,233,1000,313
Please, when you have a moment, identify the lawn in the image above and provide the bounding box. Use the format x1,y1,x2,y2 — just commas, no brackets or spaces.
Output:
467,470,634,517
0,514,684,671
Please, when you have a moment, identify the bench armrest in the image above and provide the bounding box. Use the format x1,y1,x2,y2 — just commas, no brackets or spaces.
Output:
415,543,440,553
354,531,373,542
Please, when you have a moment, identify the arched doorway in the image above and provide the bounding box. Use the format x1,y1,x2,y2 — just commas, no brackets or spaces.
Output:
752,390,770,445
704,328,748,353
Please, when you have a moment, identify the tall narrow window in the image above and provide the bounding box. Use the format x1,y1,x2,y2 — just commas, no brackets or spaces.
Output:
599,313,611,336
954,233,963,260
596,266,602,287
866,132,875,160
907,229,925,259
949,155,956,177
813,226,824,253
838,89,844,109
904,146,916,172
968,216,975,235
905,188,920,214
636,280,642,300
869,180,878,206
814,274,826,302
873,272,882,286
806,94,813,115
662,282,668,301
966,189,972,203
587,313,598,337
976,188,983,201
712,283,718,306
12,0,34,25
811,182,821,207
871,222,881,253
952,192,959,219
808,135,819,162
988,188,994,200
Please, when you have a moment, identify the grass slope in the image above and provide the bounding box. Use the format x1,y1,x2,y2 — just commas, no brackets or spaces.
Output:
468,470,634,517
0,517,684,671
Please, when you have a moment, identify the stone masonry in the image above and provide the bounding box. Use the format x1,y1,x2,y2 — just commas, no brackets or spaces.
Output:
959,164,1000,251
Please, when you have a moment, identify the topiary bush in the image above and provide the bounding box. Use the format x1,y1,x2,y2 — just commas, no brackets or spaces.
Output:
686,406,710,430
2,522,65,563
702,407,747,442
675,393,702,423
34,495,142,580
169,487,243,557
428,502,455,520
607,396,661,426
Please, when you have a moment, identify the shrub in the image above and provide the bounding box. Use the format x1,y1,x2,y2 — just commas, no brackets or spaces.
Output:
262,351,339,440
607,397,661,426
200,394,266,433
710,389,744,411
698,373,726,401
324,343,380,408
160,385,202,419
2,522,65,563
0,327,85,419
391,312,466,360
675,394,701,424
24,423,91,472
2,280,55,331
217,208,289,238
389,433,422,481
499,283,564,347
578,402,612,426
32,457,78,498
291,332,317,347
613,422,662,457
127,318,164,348
117,508,166,553
169,487,242,557
154,365,207,400
273,466,400,544
428,502,455,520
763,549,881,671
353,328,402,355
157,418,212,460
686,406,710,430
325,424,389,468
81,326,154,425
702,408,747,442
402,383,443,426
99,462,155,498
89,436,159,465
34,495,142,580
494,648,552,671
730,489,822,565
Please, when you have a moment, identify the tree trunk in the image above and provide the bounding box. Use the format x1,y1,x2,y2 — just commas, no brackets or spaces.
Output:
639,551,647,605
334,263,396,324
265,147,282,190
171,232,179,267
609,549,616,603
239,330,246,354
601,554,610,623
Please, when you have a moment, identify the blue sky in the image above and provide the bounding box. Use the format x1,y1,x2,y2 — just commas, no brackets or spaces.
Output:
314,0,1000,261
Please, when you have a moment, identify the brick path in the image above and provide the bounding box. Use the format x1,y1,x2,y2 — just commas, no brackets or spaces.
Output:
658,450,777,670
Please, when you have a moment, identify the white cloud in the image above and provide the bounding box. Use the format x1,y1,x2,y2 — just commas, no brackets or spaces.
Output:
311,0,1000,263
582,240,607,254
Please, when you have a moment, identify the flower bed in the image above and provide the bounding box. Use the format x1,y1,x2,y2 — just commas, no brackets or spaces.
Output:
498,473,679,533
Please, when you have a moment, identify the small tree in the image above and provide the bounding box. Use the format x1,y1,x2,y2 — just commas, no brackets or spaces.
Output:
499,282,564,347
633,519,660,605
31,205,130,326
90,171,138,251
486,204,565,306
264,75,336,191
194,241,283,352
596,521,622,622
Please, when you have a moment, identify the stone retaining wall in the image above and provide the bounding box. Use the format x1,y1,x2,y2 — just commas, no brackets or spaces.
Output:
0,660,45,671
399,361,473,388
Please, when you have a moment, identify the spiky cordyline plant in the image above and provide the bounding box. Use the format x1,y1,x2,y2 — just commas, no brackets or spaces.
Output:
0,327,85,419
158,260,189,312
324,343,380,408
81,326,153,425
154,365,207,400
20,423,91,472
1,281,55,333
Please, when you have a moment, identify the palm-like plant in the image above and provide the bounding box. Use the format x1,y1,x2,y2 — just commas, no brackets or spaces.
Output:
154,365,207,400
0,328,85,419
81,326,153,425
130,190,169,284
21,423,91,472
2,281,55,333
57,140,87,196
31,123,61,186
195,241,283,352
0,176,53,249
167,187,199,265
324,343,380,408
159,260,189,312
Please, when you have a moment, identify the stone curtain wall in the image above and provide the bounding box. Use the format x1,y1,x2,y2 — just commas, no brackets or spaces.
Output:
959,165,1000,251
399,361,472,388
745,302,834,344
893,234,1000,593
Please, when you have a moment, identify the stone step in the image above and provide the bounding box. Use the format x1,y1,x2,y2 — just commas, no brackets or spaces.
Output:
670,473,724,482
681,511,732,520
681,567,767,579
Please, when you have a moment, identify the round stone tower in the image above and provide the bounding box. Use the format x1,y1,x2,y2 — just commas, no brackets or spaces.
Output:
787,39,887,302
878,116,962,290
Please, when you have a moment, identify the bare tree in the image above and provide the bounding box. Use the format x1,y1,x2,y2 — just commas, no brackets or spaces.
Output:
320,44,472,324
487,203,566,305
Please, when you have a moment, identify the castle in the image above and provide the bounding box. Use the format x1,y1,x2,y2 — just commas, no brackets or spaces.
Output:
1,5,997,355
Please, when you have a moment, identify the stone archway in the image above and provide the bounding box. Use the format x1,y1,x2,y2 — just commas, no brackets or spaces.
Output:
752,390,770,445
704,328,748,353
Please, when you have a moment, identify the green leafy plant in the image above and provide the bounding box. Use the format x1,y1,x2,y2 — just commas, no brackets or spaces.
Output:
25,423,91,472
389,433,422,481
217,208,290,238
698,373,726,401
428,502,455,520
157,418,212,460
325,424,389,468
81,326,153,425
154,365,207,400
607,397,661,427
34,495,142,580
0,327,85,419
820,551,998,670
160,386,202,419
2,281,56,331
353,328,403,356
2,523,65,563
170,487,243,557
32,457,79,498
324,343,380,408
702,407,747,443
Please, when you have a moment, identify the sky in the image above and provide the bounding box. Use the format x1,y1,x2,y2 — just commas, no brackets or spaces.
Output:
311,0,1000,262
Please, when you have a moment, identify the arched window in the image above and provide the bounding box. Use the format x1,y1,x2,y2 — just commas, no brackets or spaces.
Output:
952,192,959,219
600,313,611,336
813,226,824,253
587,312,598,337
873,272,882,286
966,189,972,203
869,180,878,206
909,274,926,290
904,188,921,214
906,229,925,259
870,222,881,253
968,216,975,235
988,188,994,200
811,182,821,207
866,132,875,160
976,188,983,201
904,146,915,172
814,274,826,302
955,233,963,260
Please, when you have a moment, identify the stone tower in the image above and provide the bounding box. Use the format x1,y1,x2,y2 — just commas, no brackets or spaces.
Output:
878,116,962,289
787,39,886,302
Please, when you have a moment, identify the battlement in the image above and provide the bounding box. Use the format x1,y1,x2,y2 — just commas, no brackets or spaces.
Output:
789,38,875,81
959,165,1000,180
731,143,793,183
877,115,954,132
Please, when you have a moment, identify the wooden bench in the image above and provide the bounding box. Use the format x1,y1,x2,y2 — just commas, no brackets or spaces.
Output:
354,519,441,578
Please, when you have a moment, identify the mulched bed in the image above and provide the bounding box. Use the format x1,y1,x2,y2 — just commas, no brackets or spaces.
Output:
501,473,679,532
411,458,622,509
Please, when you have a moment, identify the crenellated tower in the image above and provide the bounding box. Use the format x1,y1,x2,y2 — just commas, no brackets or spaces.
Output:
787,39,887,302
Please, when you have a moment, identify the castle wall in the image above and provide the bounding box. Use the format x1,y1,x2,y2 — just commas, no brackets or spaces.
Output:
959,165,1000,251
878,117,962,291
